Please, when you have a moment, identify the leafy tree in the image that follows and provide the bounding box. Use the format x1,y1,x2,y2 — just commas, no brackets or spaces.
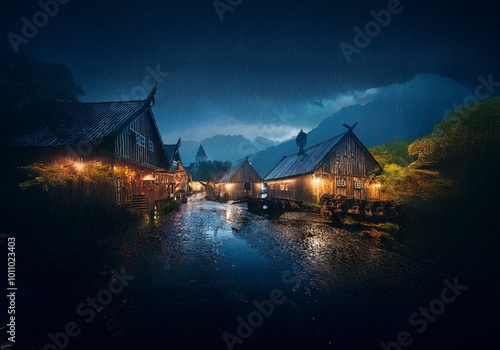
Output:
370,139,414,168
0,50,84,136
409,97,500,198
371,97,500,206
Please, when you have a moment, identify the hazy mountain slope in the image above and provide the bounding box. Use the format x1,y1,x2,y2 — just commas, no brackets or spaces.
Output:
250,74,473,176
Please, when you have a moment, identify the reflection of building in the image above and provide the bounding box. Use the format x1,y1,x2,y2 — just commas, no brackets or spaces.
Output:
215,158,262,200
264,125,382,203
6,86,176,214
195,144,208,163
163,138,189,196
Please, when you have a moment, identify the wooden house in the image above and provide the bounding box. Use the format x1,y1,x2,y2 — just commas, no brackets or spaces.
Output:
263,125,382,204
216,158,262,200
6,86,171,213
163,138,190,197
205,166,230,200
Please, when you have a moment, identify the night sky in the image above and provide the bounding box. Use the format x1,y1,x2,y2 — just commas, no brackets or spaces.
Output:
2,0,499,143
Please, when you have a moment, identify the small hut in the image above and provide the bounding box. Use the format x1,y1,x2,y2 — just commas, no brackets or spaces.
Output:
216,158,262,200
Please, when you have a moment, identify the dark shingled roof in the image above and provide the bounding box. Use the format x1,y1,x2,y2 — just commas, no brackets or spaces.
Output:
163,139,183,171
264,133,346,180
7,100,151,147
163,144,177,161
217,158,262,184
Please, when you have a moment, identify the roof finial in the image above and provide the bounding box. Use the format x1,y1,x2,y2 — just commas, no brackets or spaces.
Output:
147,81,158,106
342,122,358,132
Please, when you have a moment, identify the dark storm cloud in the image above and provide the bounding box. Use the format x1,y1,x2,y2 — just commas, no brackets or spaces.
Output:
2,0,499,141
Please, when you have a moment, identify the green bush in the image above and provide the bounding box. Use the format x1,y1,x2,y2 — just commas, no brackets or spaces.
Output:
380,222,400,234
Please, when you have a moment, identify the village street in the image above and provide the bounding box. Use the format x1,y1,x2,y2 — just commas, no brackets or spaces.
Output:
104,193,455,350
15,193,497,350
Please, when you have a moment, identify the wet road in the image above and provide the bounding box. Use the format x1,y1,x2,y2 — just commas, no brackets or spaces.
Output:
116,194,445,350
18,193,498,350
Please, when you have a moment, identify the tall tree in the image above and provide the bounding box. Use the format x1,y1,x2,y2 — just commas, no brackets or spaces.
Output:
0,50,84,136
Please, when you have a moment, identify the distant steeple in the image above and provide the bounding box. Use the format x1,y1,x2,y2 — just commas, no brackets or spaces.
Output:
195,144,208,163
296,129,307,155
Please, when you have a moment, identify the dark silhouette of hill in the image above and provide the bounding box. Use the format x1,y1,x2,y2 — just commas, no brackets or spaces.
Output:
250,74,472,176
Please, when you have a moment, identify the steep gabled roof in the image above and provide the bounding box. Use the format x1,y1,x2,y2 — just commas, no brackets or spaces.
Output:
164,138,183,170
264,131,382,181
264,133,346,180
195,144,207,158
209,166,230,183
163,144,177,162
217,158,262,184
7,100,152,147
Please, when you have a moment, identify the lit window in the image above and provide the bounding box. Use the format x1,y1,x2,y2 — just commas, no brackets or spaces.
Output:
148,140,154,152
280,184,285,191
337,178,346,188
354,180,364,189
136,133,146,147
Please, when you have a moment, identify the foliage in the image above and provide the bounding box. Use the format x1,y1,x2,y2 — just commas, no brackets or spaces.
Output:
0,51,84,136
370,139,415,167
18,161,114,191
189,160,232,181
380,222,400,234
371,97,500,207
164,198,182,214
409,97,500,198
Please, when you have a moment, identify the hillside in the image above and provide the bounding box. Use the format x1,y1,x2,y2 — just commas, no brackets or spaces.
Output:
370,96,500,234
179,135,278,164
249,73,472,176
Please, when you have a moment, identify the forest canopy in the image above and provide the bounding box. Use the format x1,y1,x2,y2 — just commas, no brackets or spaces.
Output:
0,51,84,136
370,96,500,205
